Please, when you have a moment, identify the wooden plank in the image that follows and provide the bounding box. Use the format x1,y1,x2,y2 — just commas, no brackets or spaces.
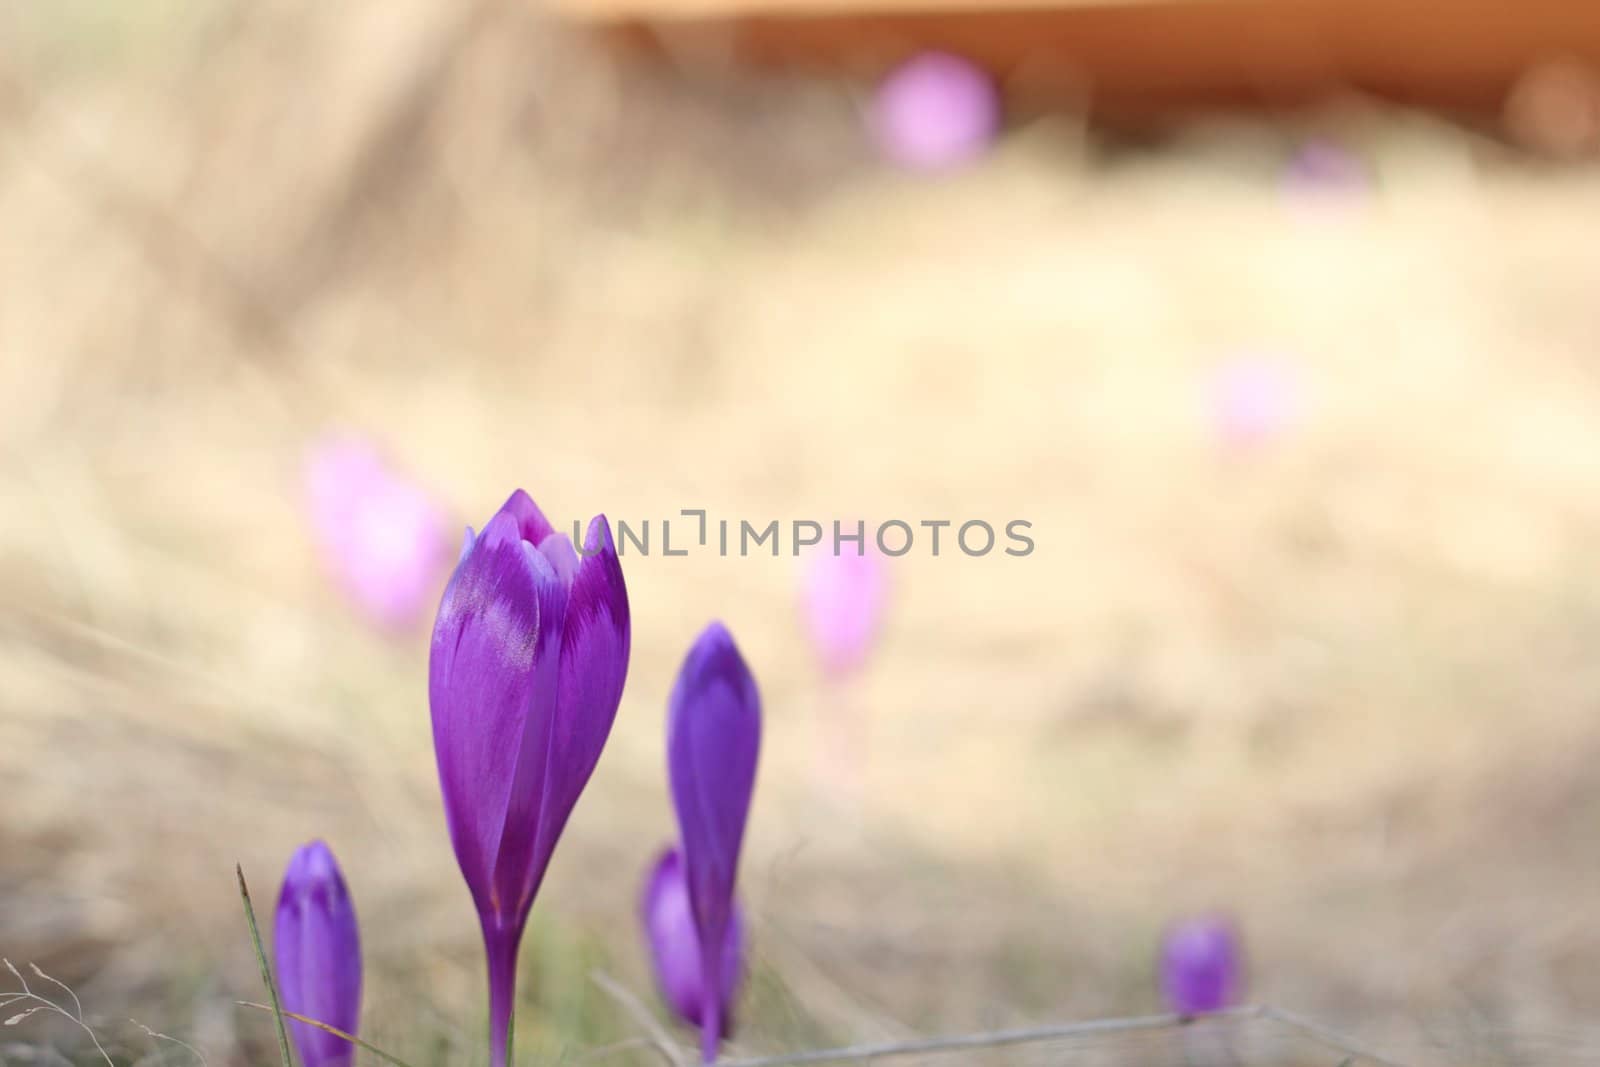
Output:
553,0,1196,17
562,0,1600,116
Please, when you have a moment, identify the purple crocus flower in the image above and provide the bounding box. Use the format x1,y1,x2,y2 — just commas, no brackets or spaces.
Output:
303,434,449,631
870,52,1000,171
641,847,746,1037
274,841,362,1067
1160,915,1243,1016
667,623,761,1063
429,489,630,1067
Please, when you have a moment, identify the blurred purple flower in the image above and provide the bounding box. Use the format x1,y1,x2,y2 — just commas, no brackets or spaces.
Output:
667,622,762,1063
1208,356,1300,452
802,546,888,678
304,435,449,630
871,52,1000,171
641,846,746,1038
1282,139,1370,206
1160,915,1243,1016
429,490,630,1067
274,840,361,1067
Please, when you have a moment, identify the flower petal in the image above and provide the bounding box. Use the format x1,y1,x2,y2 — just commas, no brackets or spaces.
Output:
528,516,631,876
667,622,760,1025
642,847,704,1027
641,846,745,1036
486,540,569,921
536,532,581,587
429,509,564,919
497,488,556,546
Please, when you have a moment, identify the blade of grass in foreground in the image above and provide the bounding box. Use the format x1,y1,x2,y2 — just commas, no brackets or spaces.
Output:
237,863,295,1067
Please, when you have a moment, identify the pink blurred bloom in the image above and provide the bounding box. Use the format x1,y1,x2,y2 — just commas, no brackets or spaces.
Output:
304,435,449,630
1207,356,1301,452
871,52,1000,171
1281,138,1370,209
802,544,888,677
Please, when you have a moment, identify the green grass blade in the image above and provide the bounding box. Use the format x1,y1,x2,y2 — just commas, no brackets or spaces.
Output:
237,863,295,1067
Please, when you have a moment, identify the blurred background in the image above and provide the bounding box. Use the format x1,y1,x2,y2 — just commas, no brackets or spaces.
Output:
4,0,1600,1064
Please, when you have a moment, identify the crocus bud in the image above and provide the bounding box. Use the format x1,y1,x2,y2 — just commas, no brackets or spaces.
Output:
668,623,761,1063
303,434,448,630
429,490,630,1067
1160,915,1243,1016
801,545,888,678
274,841,362,1067
871,52,1000,171
641,847,745,1037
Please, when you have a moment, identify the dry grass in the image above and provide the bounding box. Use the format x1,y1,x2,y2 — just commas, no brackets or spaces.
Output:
3,1,1600,1063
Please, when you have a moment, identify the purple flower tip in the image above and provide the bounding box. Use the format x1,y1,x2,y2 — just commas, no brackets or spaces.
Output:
303,434,449,630
802,544,889,677
668,623,762,1062
642,846,746,1037
1160,915,1243,1015
429,490,630,1067
274,841,362,1067
871,52,1000,171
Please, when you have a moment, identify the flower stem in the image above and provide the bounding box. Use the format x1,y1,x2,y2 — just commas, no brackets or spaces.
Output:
700,931,722,1066
701,998,720,1065
483,921,523,1067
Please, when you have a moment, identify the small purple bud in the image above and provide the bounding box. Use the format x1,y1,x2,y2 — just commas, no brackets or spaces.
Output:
1160,915,1243,1016
429,490,631,1067
668,623,761,1063
871,52,1000,171
274,841,361,1067
303,434,449,631
801,545,888,678
641,847,745,1037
